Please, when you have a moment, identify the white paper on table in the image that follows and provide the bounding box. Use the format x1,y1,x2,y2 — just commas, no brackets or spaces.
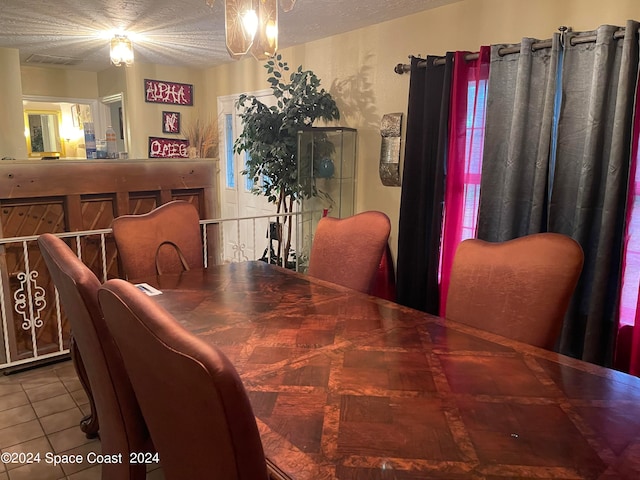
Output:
134,283,163,296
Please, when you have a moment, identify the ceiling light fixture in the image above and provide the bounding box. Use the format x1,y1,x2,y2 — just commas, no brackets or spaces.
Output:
224,0,254,59
110,34,134,67
242,8,259,39
250,0,278,60
224,0,286,61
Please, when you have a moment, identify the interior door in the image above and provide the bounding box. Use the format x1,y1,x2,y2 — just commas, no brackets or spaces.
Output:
217,91,275,263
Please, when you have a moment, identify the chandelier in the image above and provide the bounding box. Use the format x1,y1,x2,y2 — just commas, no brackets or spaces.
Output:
221,0,296,60
207,0,295,10
110,34,134,67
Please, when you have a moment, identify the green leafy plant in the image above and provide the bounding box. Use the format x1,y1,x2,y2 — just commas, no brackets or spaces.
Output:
234,54,340,266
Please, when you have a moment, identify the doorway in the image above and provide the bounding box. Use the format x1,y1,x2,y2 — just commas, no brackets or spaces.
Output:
99,94,127,156
217,90,281,263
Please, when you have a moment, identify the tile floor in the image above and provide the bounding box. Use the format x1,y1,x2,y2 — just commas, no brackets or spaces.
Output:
0,358,164,480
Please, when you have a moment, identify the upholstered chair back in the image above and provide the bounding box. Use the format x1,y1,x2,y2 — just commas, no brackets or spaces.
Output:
98,279,269,480
112,200,203,280
38,233,150,480
445,233,584,350
308,211,391,294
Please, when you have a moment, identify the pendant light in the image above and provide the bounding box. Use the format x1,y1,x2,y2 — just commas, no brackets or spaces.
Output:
223,0,282,60
224,0,256,59
250,0,278,60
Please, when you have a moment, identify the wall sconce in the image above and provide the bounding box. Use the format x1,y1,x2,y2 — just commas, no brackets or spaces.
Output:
224,0,278,60
110,34,134,67
379,113,403,186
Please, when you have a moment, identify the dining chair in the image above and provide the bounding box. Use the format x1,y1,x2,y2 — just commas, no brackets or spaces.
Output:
98,278,269,480
308,211,391,294
37,233,151,480
445,232,584,350
111,200,204,280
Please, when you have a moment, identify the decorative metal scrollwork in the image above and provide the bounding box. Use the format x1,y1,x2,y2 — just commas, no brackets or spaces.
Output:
14,271,47,331
297,233,313,266
231,242,249,262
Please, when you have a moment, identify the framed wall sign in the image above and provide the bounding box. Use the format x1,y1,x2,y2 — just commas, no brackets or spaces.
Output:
148,137,189,158
145,79,194,105
162,111,180,134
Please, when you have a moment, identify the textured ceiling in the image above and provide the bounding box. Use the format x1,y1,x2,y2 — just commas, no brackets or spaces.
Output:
0,0,459,71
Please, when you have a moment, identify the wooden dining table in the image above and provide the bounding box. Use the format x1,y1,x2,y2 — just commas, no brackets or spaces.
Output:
136,261,640,480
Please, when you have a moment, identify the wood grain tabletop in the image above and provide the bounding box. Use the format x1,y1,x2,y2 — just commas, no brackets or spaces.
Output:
138,261,640,480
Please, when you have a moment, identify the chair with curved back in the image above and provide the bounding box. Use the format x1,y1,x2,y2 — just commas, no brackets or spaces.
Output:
111,200,204,280
37,233,151,480
98,278,269,480
308,211,391,294
445,232,584,350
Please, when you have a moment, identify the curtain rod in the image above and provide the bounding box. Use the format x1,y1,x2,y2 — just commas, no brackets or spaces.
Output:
393,39,551,74
394,27,626,75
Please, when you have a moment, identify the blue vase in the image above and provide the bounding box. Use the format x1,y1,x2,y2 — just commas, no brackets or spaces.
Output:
316,157,335,178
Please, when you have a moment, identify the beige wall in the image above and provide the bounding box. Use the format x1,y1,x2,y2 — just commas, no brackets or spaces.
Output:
0,48,27,159
97,67,127,99
21,66,99,98
203,0,640,260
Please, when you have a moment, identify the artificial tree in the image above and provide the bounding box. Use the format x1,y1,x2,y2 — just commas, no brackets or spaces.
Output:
234,54,340,267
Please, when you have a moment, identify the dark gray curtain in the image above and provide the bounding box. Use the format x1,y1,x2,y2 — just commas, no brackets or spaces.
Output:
396,55,453,314
477,22,640,365
550,21,640,365
477,36,560,241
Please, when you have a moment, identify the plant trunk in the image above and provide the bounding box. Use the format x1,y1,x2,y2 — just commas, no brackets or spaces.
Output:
276,190,284,266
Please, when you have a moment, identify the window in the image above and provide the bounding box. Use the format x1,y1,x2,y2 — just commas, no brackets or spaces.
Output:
460,79,487,241
225,114,235,188
438,61,489,315
619,139,640,326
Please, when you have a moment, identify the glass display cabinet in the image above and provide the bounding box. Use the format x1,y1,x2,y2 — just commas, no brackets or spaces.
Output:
296,127,357,271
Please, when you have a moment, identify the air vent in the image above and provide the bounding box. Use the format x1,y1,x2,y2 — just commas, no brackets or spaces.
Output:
25,53,83,66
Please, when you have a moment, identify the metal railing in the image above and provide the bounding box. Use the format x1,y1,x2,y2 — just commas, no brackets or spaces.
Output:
0,211,316,371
